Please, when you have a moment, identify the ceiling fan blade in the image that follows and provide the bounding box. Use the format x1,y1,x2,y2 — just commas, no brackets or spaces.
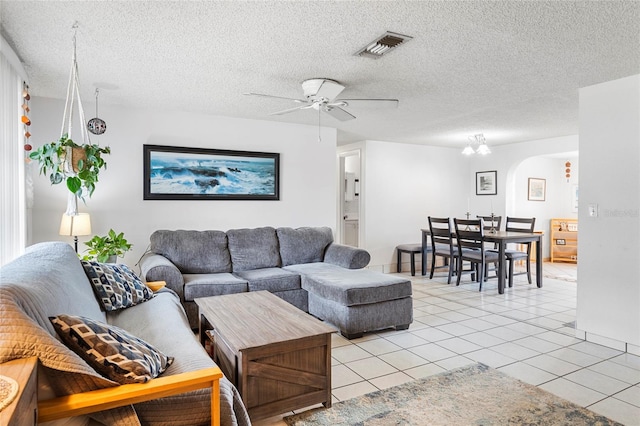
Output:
269,104,313,116
336,98,399,108
244,92,307,103
315,80,345,100
323,106,356,121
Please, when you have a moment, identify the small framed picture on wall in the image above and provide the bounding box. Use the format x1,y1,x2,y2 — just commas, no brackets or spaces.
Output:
476,171,497,195
527,178,546,201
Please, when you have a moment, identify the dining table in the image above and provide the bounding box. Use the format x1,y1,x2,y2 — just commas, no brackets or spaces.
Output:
421,228,543,294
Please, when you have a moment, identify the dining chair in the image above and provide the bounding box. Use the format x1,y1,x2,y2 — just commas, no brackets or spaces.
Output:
453,218,500,291
502,217,536,287
477,215,502,276
477,215,502,233
427,217,458,284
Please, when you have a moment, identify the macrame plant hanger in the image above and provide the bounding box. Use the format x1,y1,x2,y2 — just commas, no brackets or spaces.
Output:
61,22,91,216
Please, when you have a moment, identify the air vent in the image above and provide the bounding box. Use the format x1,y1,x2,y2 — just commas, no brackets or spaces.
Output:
355,31,413,59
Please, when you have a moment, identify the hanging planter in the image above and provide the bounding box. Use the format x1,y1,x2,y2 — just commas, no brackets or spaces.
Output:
28,23,110,214
29,134,110,198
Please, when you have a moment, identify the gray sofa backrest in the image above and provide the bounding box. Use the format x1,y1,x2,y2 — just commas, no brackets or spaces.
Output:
277,227,334,266
0,241,106,335
150,230,232,274
227,226,281,272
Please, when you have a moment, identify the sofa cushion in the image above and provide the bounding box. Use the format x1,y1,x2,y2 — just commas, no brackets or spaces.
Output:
227,227,281,272
284,263,412,306
234,267,301,292
50,314,174,385
150,230,231,274
277,227,334,266
82,261,154,311
183,273,248,301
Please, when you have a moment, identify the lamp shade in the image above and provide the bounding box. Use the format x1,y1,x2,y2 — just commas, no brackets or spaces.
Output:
59,213,92,237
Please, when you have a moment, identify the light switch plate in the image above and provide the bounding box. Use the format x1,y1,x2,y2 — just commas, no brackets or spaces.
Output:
588,204,598,217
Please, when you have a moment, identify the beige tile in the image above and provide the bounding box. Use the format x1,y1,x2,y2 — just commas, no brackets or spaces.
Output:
369,371,414,390
590,360,640,384
332,380,378,402
356,338,402,355
378,349,429,370
564,369,630,395
332,344,372,363
524,354,582,376
498,362,556,386
332,364,364,388
462,331,506,348
434,355,475,371
589,396,640,425
465,348,517,369
383,332,428,348
546,347,603,368
404,362,447,379
410,327,454,342
539,378,606,407
614,385,640,408
344,356,397,380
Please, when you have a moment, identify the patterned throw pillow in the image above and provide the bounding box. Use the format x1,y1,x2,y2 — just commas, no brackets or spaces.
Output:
50,314,174,384
82,261,154,311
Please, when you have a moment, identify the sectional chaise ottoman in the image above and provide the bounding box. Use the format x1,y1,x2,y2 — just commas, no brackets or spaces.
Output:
140,226,413,338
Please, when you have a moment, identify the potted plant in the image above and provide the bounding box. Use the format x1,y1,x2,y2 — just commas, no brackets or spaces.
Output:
82,229,132,263
29,134,110,200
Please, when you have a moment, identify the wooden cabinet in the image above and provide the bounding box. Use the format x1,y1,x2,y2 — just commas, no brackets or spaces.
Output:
550,218,578,263
0,357,38,426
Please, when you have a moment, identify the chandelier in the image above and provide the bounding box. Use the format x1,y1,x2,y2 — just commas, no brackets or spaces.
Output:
462,133,491,155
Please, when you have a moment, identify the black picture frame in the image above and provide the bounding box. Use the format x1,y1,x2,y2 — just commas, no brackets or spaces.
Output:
476,170,497,195
143,144,280,200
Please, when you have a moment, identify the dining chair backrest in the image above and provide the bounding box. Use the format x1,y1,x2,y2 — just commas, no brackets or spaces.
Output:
454,218,485,252
428,217,454,254
477,215,502,231
505,217,536,233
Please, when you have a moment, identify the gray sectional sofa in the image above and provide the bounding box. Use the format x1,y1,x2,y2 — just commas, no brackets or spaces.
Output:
0,241,250,426
140,226,413,339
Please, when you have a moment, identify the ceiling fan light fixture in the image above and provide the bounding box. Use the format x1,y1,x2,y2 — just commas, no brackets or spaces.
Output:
355,31,413,59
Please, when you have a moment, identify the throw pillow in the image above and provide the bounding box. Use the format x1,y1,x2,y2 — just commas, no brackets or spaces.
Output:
50,314,174,384
82,261,154,311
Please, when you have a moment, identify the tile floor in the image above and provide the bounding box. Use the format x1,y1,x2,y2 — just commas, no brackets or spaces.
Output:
254,262,640,426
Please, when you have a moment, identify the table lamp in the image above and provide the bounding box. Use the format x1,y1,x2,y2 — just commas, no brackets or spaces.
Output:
59,213,92,253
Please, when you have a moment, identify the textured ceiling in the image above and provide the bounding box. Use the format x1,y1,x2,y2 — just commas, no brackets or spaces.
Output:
1,1,639,147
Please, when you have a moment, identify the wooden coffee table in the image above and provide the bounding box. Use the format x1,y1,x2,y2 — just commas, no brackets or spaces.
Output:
195,291,335,421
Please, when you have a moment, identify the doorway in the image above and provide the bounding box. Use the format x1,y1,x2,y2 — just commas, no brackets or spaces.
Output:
339,150,361,247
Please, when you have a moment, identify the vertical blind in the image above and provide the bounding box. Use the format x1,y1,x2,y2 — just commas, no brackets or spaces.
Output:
1,37,28,266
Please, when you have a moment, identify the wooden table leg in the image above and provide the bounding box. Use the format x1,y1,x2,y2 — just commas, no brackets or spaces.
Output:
498,241,506,294
536,235,543,288
422,230,428,276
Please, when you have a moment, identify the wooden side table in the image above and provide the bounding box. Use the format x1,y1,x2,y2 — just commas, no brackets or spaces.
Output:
0,357,38,426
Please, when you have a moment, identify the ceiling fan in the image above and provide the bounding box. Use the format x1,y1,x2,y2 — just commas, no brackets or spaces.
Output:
244,78,398,121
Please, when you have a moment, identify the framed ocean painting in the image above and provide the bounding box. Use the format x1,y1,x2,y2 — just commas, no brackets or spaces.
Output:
143,145,280,200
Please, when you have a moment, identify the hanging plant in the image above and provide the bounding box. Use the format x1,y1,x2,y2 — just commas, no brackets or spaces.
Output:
29,134,110,200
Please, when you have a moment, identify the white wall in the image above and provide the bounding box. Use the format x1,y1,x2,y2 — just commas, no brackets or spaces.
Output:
29,97,338,266
360,140,467,270
512,155,579,258
577,74,640,350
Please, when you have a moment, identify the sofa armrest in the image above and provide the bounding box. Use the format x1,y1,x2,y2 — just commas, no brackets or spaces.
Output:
140,253,185,300
38,367,223,425
324,243,371,269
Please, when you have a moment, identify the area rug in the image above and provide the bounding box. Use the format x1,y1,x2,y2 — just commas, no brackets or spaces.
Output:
284,363,620,426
